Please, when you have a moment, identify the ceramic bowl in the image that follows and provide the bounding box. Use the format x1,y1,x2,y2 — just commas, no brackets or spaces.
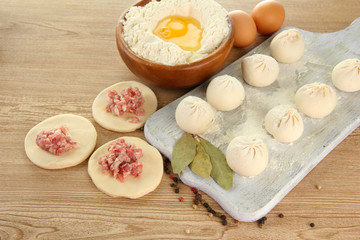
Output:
116,0,234,89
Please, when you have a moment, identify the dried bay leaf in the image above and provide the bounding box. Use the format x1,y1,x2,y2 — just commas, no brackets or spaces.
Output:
199,137,233,190
189,141,212,179
171,132,197,174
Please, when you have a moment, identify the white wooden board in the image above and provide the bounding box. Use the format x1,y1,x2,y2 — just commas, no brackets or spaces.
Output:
144,18,360,222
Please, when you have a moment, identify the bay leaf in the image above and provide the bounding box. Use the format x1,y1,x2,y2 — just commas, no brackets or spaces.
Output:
171,132,197,174
199,137,233,190
189,141,212,179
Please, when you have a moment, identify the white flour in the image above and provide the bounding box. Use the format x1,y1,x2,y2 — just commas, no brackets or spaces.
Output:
121,0,229,65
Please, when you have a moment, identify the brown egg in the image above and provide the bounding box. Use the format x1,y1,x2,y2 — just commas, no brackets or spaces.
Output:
229,10,257,47
251,0,285,35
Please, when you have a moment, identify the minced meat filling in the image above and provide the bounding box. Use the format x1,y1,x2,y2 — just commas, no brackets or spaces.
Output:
106,87,145,119
36,125,78,155
98,138,143,182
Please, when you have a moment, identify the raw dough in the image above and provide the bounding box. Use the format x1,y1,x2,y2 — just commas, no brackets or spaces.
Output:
24,114,97,169
241,54,279,87
265,105,304,143
226,136,268,177
295,82,337,118
270,28,305,63
92,81,157,132
175,96,214,134
206,74,245,111
88,137,163,198
332,58,360,92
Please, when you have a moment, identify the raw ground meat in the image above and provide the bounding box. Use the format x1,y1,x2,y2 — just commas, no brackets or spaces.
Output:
106,87,145,119
36,125,78,155
98,138,143,182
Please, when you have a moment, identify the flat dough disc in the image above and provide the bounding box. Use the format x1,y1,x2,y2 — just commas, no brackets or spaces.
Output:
92,81,157,132
88,137,163,198
24,114,97,169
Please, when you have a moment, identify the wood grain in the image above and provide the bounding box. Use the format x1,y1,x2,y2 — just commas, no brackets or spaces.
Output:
0,0,359,239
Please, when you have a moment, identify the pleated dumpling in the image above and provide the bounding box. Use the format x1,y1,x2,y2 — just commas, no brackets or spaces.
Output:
175,96,215,134
265,105,304,143
332,58,360,92
295,82,337,118
241,54,279,87
270,28,305,63
226,136,268,177
206,74,246,111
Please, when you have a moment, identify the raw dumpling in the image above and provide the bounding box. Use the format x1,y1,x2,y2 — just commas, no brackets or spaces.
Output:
206,74,245,111
265,105,304,143
226,136,268,177
270,29,305,63
24,114,97,169
241,54,279,87
332,58,360,92
88,137,163,198
295,82,337,118
175,96,215,134
92,81,157,132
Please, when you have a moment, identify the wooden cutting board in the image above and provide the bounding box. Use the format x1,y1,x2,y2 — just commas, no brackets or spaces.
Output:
144,18,360,222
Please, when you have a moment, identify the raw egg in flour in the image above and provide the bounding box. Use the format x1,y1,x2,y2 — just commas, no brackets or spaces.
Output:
251,0,285,35
229,10,257,47
153,15,203,51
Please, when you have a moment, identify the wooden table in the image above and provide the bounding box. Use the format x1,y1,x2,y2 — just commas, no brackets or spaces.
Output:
1,0,359,239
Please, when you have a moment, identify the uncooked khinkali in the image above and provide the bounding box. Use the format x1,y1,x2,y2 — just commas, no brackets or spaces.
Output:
332,58,360,92
295,82,337,118
270,29,305,63
175,96,215,134
226,136,268,177
206,74,245,111
265,105,304,143
241,54,279,87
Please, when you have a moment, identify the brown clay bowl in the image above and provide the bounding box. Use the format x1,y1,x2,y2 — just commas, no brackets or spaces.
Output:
116,0,234,89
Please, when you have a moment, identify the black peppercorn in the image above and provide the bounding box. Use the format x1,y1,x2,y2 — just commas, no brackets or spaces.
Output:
222,220,228,226
195,193,202,201
278,213,284,218
203,202,209,208
173,177,179,183
220,215,226,220
174,188,179,193
310,223,315,228
194,199,199,205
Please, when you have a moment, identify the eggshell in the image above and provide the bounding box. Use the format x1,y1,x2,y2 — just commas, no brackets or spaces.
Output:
251,0,285,35
229,10,257,47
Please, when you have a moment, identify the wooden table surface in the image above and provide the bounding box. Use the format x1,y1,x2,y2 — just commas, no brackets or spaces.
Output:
1,0,359,239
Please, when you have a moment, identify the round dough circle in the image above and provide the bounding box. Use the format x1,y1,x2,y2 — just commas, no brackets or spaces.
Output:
92,81,157,132
175,96,215,134
295,82,337,118
206,74,245,111
88,137,163,198
332,58,360,92
270,28,305,63
24,114,97,169
226,136,268,177
265,105,304,143
241,54,279,87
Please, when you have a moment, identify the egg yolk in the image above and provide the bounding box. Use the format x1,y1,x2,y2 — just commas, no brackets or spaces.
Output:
153,15,203,51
